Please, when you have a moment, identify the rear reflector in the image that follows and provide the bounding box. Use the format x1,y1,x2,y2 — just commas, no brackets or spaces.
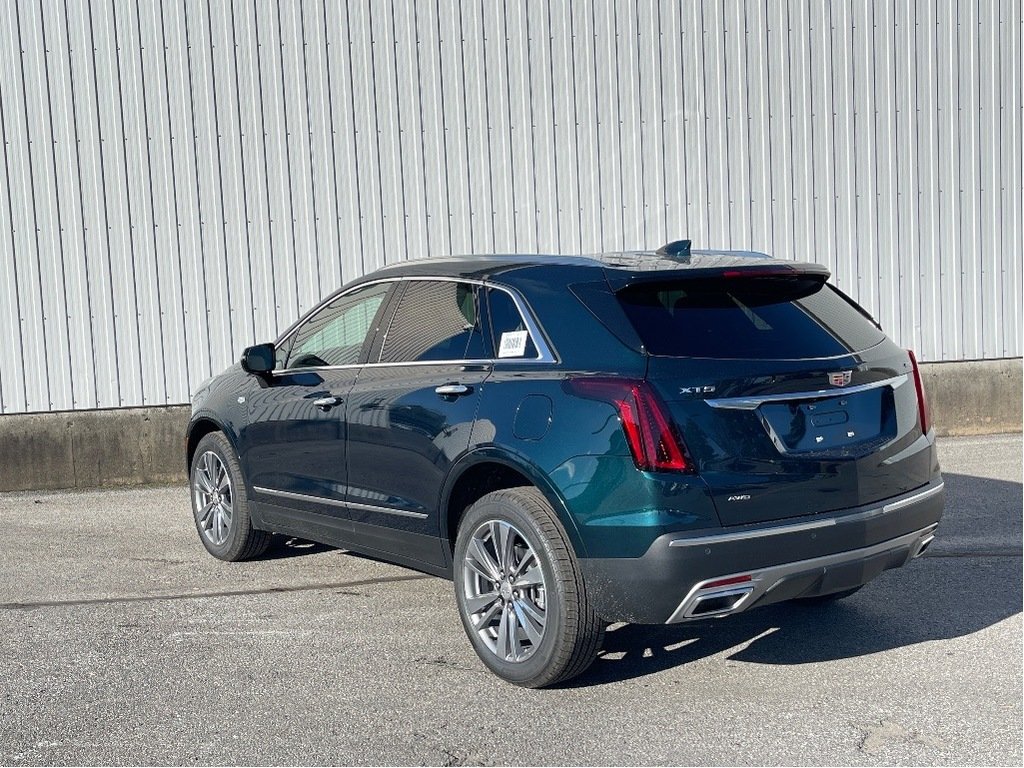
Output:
907,349,932,435
703,574,753,590
566,377,693,473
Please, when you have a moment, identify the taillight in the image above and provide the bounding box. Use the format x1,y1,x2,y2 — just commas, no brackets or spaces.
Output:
907,349,932,435
566,377,693,473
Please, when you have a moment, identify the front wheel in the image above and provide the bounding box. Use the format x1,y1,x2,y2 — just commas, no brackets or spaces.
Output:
453,487,604,688
189,432,271,562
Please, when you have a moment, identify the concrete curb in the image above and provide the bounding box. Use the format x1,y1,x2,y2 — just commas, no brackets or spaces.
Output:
0,358,1020,492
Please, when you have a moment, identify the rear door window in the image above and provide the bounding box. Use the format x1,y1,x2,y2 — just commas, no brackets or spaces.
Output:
378,280,488,363
617,277,885,359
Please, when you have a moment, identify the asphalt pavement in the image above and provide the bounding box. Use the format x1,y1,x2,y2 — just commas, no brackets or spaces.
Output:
0,434,1020,766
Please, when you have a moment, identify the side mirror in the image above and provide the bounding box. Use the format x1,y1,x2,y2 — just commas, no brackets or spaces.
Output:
240,343,275,374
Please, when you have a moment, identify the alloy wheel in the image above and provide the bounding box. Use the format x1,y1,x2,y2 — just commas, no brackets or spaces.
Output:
193,451,233,547
462,519,548,663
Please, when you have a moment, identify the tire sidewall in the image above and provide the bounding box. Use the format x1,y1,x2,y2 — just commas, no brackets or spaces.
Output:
453,492,572,686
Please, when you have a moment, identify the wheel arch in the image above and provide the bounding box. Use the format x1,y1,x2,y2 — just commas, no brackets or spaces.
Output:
439,448,588,565
185,413,240,474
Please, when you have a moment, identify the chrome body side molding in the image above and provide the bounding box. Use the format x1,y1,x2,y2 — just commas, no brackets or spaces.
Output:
253,486,430,520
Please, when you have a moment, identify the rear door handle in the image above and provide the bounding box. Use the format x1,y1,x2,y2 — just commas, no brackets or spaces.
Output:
435,383,472,398
313,395,344,411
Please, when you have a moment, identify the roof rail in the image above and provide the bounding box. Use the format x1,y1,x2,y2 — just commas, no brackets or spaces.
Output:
656,239,691,257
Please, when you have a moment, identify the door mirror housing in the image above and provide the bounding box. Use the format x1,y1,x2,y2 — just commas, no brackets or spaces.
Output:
241,343,276,374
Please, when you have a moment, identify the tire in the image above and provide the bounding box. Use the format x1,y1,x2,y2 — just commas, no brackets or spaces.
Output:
453,487,604,688
189,432,271,562
794,586,862,605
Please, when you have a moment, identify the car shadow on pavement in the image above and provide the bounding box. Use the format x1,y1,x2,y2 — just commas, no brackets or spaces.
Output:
257,536,337,560
565,471,1023,688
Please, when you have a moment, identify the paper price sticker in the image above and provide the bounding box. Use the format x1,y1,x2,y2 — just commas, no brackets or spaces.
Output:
498,330,529,358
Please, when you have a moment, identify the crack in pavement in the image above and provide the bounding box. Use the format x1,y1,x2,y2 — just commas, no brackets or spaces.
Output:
0,574,432,611
923,550,1021,558
1,553,1015,611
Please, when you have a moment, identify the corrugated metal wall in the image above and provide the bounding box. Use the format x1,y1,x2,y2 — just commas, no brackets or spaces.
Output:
0,0,1020,414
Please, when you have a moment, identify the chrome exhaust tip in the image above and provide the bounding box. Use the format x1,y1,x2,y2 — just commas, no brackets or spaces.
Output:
685,585,755,618
912,534,935,559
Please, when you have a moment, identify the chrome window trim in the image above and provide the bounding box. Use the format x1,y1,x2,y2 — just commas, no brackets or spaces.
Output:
253,485,430,520
276,279,393,370
487,283,559,365
270,275,557,376
704,373,908,411
667,481,944,548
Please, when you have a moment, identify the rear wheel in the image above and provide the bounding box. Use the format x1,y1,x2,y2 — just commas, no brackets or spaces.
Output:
453,487,604,688
190,432,271,562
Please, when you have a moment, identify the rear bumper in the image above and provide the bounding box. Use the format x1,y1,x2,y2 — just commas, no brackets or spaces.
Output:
579,477,945,624
665,523,936,622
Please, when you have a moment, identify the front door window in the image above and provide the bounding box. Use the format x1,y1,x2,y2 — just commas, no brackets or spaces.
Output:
287,282,391,369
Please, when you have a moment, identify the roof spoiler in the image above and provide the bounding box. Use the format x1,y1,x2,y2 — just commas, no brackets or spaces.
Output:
604,260,831,292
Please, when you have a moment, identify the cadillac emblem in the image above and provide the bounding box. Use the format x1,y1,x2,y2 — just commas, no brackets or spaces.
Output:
828,370,853,387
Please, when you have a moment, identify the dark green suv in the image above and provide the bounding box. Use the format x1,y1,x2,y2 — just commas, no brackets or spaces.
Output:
187,243,943,687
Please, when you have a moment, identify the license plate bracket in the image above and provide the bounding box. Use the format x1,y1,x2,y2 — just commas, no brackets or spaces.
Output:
759,387,896,454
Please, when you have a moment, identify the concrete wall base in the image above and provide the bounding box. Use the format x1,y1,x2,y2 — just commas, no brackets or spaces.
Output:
0,406,190,492
0,358,1020,492
919,358,1022,437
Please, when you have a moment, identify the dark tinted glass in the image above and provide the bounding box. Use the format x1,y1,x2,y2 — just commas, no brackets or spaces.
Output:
618,277,885,359
378,281,487,363
487,288,538,359
287,282,390,368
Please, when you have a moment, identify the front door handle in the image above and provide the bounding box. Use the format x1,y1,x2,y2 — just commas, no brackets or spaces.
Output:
313,395,344,411
435,383,472,398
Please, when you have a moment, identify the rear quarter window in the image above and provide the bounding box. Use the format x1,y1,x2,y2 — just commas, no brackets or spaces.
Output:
617,276,885,360
486,287,538,359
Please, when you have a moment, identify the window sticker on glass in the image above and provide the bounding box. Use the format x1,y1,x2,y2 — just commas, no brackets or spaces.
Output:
498,330,529,358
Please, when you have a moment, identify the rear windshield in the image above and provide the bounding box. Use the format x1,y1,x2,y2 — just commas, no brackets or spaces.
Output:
617,276,885,359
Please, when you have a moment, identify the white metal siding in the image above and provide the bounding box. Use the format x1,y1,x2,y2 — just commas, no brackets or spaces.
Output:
0,0,1020,414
